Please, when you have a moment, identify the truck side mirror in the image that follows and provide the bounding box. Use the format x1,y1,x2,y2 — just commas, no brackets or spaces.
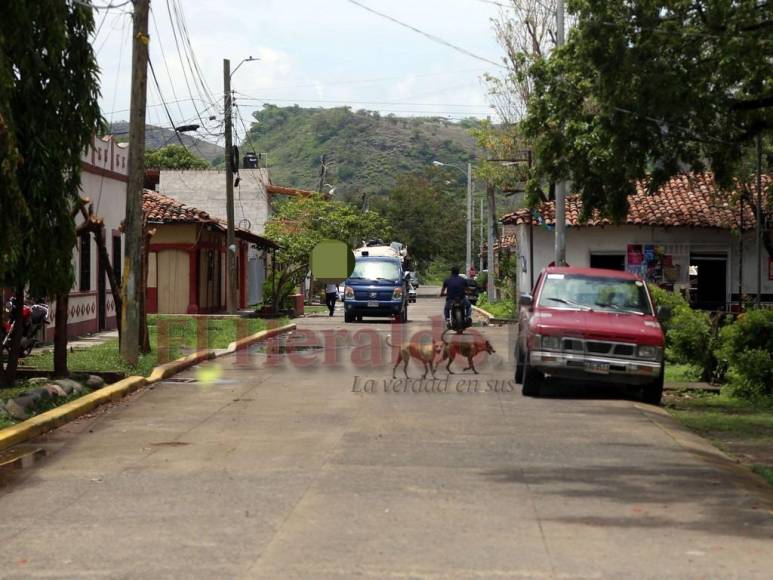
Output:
656,305,671,320
519,294,533,307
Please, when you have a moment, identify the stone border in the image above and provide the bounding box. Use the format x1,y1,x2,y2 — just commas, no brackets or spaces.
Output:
0,323,296,453
471,305,493,320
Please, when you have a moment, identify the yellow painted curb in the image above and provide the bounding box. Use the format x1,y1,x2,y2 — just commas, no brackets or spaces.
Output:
471,305,493,319
222,323,296,355
146,349,216,384
0,323,297,452
0,376,146,453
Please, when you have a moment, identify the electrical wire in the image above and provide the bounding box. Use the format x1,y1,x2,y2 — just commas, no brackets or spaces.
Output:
345,0,505,69
72,0,133,10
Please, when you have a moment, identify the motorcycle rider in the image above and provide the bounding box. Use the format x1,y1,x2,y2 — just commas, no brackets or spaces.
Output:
440,266,471,322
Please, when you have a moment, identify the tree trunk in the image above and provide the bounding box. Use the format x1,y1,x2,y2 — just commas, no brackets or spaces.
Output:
1,286,25,387
93,222,122,335
53,293,69,378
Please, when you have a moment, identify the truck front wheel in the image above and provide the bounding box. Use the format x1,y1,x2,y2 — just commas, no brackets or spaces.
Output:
642,370,664,405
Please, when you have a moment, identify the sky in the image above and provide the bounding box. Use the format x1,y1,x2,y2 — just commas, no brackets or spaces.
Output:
94,0,508,146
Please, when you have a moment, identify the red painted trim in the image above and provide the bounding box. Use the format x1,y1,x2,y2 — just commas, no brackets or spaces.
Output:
188,249,199,314
148,243,196,252
147,287,158,314
81,161,128,183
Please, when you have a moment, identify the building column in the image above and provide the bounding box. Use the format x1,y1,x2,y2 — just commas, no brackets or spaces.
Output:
239,242,247,309
187,248,199,314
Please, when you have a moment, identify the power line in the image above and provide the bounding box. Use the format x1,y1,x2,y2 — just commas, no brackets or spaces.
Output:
232,94,492,109
345,0,506,69
72,0,132,10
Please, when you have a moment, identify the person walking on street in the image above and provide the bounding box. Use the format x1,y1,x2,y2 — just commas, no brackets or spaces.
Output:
325,283,339,317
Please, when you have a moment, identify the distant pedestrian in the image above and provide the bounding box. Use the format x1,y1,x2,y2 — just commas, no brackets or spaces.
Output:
325,283,338,316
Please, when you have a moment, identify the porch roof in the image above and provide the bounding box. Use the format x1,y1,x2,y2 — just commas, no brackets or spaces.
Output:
143,190,278,249
501,173,770,231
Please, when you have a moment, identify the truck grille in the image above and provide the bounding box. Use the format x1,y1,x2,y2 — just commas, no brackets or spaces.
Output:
561,338,636,358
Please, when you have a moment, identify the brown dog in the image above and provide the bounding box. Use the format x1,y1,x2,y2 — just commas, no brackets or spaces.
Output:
385,336,444,379
441,329,496,374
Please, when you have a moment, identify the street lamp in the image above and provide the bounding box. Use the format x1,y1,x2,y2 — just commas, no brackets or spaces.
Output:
224,55,259,313
433,160,473,276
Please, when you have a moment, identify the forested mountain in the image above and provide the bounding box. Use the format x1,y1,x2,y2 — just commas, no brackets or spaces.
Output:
241,105,482,201
108,122,224,164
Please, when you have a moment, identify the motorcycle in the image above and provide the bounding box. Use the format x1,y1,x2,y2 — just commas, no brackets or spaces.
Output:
446,296,472,333
1,297,49,358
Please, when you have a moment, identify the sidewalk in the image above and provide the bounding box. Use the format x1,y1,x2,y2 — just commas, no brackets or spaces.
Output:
29,329,119,357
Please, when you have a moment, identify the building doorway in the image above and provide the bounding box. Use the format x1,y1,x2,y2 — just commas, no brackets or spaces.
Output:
590,253,626,271
689,254,727,311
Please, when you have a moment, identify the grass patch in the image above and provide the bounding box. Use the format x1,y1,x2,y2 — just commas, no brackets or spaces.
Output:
664,363,702,383
752,465,773,485
665,391,773,485
475,294,515,319
16,316,286,379
304,305,329,314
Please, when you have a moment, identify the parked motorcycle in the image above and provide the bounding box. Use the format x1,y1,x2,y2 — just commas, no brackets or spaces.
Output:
1,297,49,358
446,296,472,333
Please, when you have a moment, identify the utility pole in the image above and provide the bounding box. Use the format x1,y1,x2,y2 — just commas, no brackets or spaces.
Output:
466,162,473,276
224,58,237,314
479,196,484,272
120,0,149,365
554,0,567,266
756,134,763,308
486,182,496,301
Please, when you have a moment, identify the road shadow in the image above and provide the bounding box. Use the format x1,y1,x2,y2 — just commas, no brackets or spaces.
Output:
483,449,773,539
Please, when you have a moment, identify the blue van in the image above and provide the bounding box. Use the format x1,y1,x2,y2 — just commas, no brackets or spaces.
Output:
343,256,409,323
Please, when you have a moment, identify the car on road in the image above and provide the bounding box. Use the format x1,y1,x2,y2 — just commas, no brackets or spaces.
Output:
343,256,409,323
514,266,666,404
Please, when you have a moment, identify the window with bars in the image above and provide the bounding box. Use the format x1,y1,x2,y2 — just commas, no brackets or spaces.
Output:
112,235,122,282
79,232,91,291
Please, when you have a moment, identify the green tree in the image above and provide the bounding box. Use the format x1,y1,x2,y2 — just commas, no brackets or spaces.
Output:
0,2,102,386
264,195,392,311
145,144,208,170
522,0,772,222
378,171,466,272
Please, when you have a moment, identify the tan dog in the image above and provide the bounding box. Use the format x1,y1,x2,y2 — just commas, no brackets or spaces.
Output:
441,329,496,374
385,336,444,379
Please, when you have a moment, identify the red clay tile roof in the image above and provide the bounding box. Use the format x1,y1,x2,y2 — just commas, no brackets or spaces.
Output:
143,190,213,224
267,184,320,198
501,173,770,230
143,190,278,248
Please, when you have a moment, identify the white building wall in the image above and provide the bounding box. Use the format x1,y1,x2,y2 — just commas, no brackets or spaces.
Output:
515,223,772,306
46,135,128,339
159,168,272,306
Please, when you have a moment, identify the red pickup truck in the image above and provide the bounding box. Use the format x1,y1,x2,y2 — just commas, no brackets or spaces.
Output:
514,266,666,404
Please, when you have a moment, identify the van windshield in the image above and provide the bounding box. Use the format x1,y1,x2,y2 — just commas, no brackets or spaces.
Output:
538,274,653,315
350,260,400,282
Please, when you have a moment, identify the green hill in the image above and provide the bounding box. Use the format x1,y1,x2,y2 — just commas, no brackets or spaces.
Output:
241,105,482,201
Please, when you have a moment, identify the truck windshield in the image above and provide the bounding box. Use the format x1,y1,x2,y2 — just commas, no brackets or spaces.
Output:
538,274,653,315
350,260,400,282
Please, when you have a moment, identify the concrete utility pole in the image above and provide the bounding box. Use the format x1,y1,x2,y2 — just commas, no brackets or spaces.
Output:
487,182,496,301
120,0,150,365
554,0,567,266
466,162,473,275
756,134,763,308
223,58,237,314
479,196,484,272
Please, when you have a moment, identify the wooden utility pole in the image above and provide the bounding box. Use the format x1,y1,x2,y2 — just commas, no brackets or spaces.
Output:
120,0,150,365
224,58,237,314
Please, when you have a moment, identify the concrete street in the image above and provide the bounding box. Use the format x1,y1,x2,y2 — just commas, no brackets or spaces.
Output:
0,289,771,579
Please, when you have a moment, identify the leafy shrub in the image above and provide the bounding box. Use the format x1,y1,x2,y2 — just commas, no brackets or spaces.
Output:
261,272,296,311
719,309,773,398
648,285,711,363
